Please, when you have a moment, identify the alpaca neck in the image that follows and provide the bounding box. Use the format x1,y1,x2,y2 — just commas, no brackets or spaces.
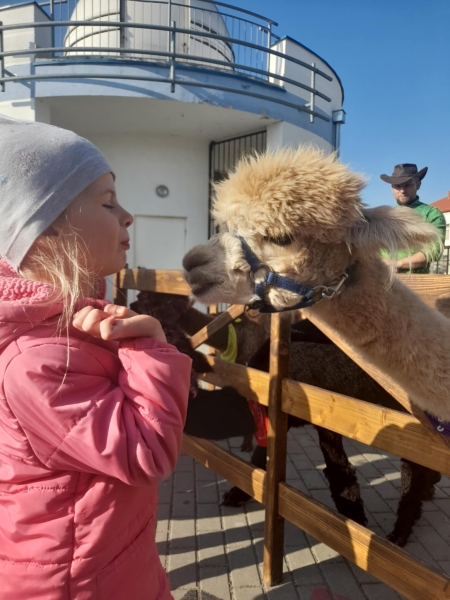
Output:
307,253,450,420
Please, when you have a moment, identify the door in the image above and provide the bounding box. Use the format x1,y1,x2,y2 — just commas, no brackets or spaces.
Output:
134,215,187,270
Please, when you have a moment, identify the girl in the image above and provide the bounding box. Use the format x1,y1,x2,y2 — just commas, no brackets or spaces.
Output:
0,115,192,599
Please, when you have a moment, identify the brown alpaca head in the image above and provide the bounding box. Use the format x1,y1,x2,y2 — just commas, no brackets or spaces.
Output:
183,147,442,310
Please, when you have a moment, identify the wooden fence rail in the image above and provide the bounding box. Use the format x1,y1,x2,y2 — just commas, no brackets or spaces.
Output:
114,268,450,600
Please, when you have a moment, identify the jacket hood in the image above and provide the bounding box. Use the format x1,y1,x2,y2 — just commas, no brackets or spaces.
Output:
0,260,107,352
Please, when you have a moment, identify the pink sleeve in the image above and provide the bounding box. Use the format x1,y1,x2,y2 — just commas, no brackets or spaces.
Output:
3,339,192,485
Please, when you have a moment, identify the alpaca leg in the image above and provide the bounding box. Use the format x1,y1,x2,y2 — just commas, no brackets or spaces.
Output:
316,426,368,526
240,434,254,453
387,459,441,547
222,445,267,507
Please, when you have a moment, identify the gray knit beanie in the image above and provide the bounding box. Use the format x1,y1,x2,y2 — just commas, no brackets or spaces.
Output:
0,114,112,270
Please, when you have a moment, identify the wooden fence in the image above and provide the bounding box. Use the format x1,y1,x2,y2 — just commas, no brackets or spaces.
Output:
114,268,450,600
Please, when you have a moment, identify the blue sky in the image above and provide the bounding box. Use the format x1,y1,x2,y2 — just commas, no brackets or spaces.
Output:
239,0,450,208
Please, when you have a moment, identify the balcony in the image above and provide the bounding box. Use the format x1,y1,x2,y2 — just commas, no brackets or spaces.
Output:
0,0,343,128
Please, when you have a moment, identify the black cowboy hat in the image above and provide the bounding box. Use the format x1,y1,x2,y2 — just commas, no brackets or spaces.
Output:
380,163,428,185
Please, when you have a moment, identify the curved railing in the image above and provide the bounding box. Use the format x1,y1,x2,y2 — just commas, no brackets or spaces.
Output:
0,0,333,121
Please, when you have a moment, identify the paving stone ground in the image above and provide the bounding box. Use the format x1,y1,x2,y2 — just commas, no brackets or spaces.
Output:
157,426,450,600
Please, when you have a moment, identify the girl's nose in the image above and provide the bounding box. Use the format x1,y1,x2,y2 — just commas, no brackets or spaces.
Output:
123,210,134,228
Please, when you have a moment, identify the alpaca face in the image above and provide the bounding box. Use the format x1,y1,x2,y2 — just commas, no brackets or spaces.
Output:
183,230,353,310
183,148,441,311
184,148,365,310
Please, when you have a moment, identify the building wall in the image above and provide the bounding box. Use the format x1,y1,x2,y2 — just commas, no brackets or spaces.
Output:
266,121,333,153
443,212,450,247
87,132,210,268
0,3,52,68
269,37,343,119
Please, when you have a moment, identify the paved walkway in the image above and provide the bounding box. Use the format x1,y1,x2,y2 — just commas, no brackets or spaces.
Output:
157,426,450,600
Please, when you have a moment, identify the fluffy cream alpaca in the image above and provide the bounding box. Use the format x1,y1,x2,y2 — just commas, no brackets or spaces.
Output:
183,148,450,421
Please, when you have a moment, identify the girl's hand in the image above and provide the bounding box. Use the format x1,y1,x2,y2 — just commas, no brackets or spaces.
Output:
73,305,167,342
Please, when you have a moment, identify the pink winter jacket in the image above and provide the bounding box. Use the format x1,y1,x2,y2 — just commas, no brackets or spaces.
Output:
0,262,192,600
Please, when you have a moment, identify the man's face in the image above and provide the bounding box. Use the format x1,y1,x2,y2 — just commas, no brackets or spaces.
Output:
391,177,421,205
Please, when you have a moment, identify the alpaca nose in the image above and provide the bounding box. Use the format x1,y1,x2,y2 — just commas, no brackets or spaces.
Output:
182,246,212,273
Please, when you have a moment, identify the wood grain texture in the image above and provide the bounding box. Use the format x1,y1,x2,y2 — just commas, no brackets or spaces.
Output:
190,304,245,349
279,483,450,600
282,379,450,477
398,274,450,309
198,355,270,405
263,314,291,586
182,435,265,503
115,268,191,295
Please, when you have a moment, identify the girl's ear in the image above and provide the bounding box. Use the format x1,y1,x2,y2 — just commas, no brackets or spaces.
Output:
345,205,441,254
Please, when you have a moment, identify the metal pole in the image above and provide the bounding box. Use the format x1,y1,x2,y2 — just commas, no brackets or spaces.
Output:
119,0,126,51
0,24,4,92
334,123,341,157
265,22,272,78
168,0,172,59
332,109,346,157
309,61,315,123
169,20,176,92
49,0,55,58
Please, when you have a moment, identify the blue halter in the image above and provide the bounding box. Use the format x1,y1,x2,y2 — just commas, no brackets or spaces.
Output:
237,234,348,314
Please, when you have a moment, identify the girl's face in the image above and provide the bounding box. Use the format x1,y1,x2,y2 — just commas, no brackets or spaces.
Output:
67,173,133,277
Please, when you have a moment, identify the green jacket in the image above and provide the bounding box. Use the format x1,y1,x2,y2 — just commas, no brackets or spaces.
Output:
380,197,446,273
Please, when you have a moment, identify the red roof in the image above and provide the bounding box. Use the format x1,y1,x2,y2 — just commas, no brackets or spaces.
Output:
431,191,450,213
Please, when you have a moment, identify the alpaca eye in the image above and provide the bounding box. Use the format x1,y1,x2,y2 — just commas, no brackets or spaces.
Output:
266,235,293,246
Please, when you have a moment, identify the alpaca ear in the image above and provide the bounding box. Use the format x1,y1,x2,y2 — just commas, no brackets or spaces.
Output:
345,205,442,255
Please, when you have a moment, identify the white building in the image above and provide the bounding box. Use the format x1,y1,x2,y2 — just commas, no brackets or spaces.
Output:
0,0,345,286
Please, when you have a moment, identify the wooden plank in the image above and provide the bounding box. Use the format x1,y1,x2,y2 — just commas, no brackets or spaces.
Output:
282,379,450,477
182,435,265,503
278,483,450,600
198,355,270,405
305,313,450,450
263,314,291,586
190,304,245,349
116,268,191,295
113,271,128,307
398,274,450,309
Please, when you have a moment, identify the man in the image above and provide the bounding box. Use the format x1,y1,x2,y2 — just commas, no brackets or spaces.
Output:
380,163,446,273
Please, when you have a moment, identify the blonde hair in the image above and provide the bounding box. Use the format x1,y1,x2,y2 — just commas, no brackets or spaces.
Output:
19,211,96,332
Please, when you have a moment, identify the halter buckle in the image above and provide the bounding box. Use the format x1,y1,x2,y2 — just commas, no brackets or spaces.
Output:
318,273,349,301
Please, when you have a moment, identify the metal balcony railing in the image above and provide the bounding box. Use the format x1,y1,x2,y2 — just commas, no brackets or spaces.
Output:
0,0,333,121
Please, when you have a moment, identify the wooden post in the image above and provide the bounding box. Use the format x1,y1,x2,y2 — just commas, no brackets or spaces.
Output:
263,312,291,585
113,271,128,307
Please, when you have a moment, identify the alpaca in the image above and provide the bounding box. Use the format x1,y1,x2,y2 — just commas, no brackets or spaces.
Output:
134,291,441,546
182,148,450,544
130,292,256,441
182,147,450,424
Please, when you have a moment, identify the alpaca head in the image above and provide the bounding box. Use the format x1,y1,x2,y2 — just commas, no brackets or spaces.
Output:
183,147,442,311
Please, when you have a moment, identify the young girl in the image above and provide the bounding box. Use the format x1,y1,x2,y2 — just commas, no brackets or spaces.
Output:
0,115,192,599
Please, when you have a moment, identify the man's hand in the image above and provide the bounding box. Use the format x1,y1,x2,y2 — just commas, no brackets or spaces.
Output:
73,304,167,342
395,251,428,272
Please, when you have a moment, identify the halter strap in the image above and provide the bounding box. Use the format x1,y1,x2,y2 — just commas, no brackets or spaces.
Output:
424,412,450,437
237,234,347,314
